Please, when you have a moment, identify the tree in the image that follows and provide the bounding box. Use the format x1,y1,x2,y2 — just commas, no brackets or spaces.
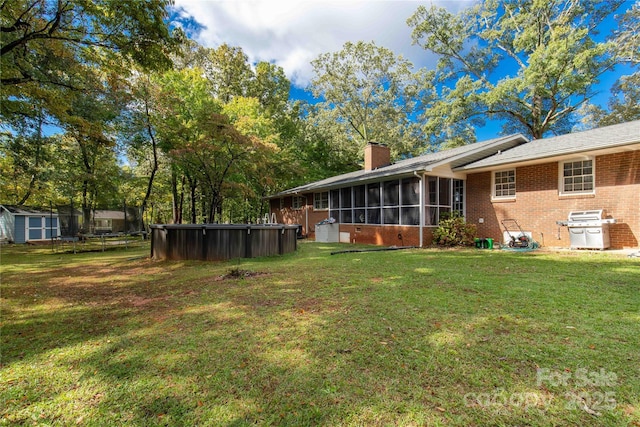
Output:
118,72,163,229
168,112,257,223
1,0,176,85
309,41,424,158
204,44,253,103
297,104,363,180
611,1,639,66
221,96,284,222
62,88,122,228
0,104,54,205
147,68,220,223
248,62,290,120
580,2,640,127
1,0,178,127
407,0,625,142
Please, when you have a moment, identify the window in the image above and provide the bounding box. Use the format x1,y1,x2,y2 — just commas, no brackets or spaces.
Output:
400,177,420,225
453,179,464,215
322,177,464,227
561,159,594,194
493,169,516,199
425,177,464,226
366,183,381,224
292,196,305,209
383,180,399,206
354,185,366,208
313,192,328,210
329,189,340,220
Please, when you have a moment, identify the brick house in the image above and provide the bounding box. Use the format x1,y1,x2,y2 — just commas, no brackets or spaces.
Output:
268,120,640,249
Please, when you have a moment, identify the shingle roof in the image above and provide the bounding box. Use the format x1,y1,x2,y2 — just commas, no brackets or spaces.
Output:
456,120,640,171
270,120,640,198
93,210,125,220
271,134,528,196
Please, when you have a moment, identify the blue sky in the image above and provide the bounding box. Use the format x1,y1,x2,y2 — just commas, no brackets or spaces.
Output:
173,0,636,141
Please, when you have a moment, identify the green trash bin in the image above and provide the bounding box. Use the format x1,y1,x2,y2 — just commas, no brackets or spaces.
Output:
486,238,493,249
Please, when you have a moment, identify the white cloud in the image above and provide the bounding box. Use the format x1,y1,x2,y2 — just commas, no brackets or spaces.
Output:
173,0,475,87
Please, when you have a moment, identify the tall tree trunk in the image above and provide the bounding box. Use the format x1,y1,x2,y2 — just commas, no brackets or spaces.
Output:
140,95,158,230
187,175,197,224
17,111,45,205
78,137,93,233
170,167,183,224
207,191,218,224
216,200,223,223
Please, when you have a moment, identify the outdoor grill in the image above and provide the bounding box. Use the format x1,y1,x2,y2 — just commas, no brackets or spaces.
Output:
556,209,616,250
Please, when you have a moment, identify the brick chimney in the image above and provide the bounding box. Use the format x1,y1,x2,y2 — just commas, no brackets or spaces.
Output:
364,142,391,171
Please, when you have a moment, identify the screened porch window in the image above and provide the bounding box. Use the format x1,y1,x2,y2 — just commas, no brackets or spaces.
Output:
326,176,460,226
425,177,464,226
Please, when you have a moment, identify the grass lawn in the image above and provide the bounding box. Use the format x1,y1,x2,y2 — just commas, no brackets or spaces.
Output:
1,241,639,426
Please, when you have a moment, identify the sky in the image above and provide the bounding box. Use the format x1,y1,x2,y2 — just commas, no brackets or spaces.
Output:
172,0,635,140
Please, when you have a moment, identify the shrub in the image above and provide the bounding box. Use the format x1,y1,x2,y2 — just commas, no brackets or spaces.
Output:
433,213,477,246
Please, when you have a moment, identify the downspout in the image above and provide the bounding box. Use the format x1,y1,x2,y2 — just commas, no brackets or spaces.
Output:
414,171,424,248
294,191,309,237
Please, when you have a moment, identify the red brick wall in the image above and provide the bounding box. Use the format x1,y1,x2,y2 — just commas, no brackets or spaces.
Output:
338,224,425,246
466,151,640,249
365,143,391,170
269,197,330,237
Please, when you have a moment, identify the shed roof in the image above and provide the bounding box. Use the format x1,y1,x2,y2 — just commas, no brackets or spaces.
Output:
0,205,57,216
272,134,528,197
456,120,640,171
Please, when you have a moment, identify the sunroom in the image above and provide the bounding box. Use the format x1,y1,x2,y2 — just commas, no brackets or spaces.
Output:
326,176,465,227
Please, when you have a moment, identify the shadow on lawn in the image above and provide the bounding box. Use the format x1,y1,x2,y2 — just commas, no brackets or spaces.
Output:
2,245,639,425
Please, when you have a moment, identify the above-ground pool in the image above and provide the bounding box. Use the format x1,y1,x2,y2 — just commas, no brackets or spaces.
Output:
150,224,298,261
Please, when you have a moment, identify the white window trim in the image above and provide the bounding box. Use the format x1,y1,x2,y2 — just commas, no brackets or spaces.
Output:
491,169,516,201
313,192,329,211
558,157,595,196
292,196,305,210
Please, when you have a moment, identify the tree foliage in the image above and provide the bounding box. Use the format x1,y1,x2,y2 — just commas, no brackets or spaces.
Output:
1,0,177,85
119,44,296,225
1,0,179,208
0,111,54,205
408,0,624,141
1,0,179,144
310,41,424,159
580,2,640,127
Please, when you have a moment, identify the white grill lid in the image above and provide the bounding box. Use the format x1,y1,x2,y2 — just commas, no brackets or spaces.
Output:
567,210,604,222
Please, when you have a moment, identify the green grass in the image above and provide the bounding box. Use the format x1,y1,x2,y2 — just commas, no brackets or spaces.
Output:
1,242,639,426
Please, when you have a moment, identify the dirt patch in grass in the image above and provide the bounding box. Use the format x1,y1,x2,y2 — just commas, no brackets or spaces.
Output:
216,268,269,281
